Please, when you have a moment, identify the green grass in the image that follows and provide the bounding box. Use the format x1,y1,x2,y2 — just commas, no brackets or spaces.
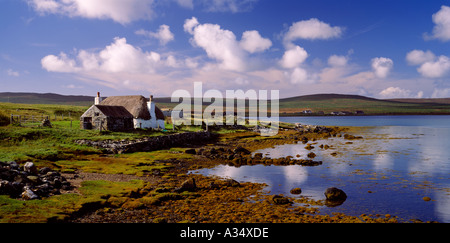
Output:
278,95,450,114
0,118,197,164
0,180,146,223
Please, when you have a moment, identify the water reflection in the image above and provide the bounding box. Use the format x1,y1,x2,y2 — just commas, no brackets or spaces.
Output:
194,122,450,222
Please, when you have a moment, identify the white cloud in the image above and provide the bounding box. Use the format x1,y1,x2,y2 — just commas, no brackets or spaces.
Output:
175,0,194,9
406,50,450,78
239,30,272,54
183,17,200,34
184,17,271,72
28,0,60,12
417,55,450,78
425,5,450,41
41,37,167,74
6,69,20,77
284,18,343,46
41,52,79,73
431,88,450,98
371,57,393,78
185,18,246,71
27,0,155,24
406,50,436,66
279,45,308,69
136,24,175,46
202,0,258,13
328,55,348,67
379,87,423,99
289,67,312,84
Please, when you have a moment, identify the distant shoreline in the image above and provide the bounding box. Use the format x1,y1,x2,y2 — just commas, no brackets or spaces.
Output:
278,112,450,117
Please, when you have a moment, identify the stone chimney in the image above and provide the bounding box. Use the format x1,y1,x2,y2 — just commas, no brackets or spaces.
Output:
148,95,156,120
95,92,103,105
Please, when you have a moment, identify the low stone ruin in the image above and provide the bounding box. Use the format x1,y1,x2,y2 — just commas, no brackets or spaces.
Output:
0,161,71,200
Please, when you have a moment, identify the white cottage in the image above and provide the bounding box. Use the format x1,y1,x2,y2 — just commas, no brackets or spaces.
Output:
81,93,165,131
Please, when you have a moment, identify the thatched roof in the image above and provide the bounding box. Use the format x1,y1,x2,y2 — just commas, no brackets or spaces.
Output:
100,95,165,120
95,105,133,118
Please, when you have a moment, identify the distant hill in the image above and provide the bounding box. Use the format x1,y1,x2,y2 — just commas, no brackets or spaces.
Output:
0,92,173,107
280,93,380,102
0,92,94,106
1,92,450,115
278,93,450,115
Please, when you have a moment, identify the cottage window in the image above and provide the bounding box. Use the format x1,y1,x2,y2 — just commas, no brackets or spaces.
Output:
95,112,100,116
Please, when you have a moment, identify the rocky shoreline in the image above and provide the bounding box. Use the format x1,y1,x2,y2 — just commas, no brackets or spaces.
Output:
1,124,407,223
0,161,72,200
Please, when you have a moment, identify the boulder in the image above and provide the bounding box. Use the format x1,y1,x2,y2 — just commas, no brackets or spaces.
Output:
307,152,316,158
175,178,197,192
290,188,302,195
22,187,39,200
272,195,291,205
324,187,347,206
0,160,71,200
23,162,38,175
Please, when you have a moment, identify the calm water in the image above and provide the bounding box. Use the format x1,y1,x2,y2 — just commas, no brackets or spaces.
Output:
194,115,450,223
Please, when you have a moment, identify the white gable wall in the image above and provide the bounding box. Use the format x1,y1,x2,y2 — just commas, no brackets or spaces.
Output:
132,101,165,129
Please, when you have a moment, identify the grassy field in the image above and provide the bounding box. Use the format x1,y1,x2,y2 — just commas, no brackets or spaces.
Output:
278,94,450,115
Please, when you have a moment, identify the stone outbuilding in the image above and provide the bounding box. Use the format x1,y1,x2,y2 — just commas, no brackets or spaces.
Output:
80,93,165,131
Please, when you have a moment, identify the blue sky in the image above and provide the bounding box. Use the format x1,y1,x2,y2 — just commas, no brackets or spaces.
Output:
1,0,450,99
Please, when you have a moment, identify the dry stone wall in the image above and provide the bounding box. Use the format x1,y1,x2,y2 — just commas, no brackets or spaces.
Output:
75,131,213,154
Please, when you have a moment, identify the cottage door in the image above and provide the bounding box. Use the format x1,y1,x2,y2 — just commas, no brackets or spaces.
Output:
83,117,93,129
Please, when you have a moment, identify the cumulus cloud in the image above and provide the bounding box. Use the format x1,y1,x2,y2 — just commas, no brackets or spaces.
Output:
239,30,272,54
284,18,343,46
27,0,155,24
41,52,79,73
379,87,424,99
41,37,167,74
328,55,349,67
279,46,308,69
407,50,450,78
136,24,175,46
371,57,394,78
406,50,436,66
289,67,311,84
184,17,271,72
417,56,450,78
185,19,246,71
425,5,450,41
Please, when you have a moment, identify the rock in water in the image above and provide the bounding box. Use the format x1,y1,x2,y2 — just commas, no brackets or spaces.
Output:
324,187,347,202
290,188,302,195
272,195,291,205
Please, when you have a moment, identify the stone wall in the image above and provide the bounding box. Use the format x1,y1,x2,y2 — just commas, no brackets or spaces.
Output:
75,131,213,154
